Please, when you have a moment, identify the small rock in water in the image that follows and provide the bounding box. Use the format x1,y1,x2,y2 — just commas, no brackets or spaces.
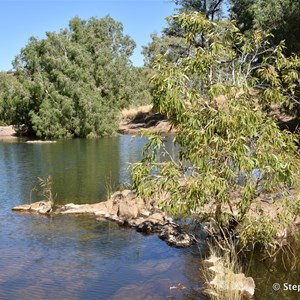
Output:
137,221,162,234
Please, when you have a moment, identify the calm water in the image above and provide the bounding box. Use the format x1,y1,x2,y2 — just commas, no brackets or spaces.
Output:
1,136,299,300
0,136,206,300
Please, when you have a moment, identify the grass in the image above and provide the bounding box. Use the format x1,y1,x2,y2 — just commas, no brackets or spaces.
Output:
37,176,55,208
201,241,245,300
121,105,152,123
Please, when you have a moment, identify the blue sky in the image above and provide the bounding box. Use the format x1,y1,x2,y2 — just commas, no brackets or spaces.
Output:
0,0,177,71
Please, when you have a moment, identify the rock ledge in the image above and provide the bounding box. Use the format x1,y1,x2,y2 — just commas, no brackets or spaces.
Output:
12,190,197,248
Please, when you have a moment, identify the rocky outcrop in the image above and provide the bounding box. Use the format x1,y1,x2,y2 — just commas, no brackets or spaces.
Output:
12,190,197,248
12,200,52,214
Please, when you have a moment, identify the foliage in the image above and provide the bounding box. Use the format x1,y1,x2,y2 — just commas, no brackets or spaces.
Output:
132,12,300,247
172,0,226,20
0,72,18,125
143,0,226,70
37,176,55,208
1,16,139,138
142,33,188,67
231,0,300,55
128,67,153,106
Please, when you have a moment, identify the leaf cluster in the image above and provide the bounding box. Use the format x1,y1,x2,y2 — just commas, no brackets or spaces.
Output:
132,12,300,247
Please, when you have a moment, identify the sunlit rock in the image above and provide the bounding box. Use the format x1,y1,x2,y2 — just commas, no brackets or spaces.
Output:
12,200,52,215
12,190,198,248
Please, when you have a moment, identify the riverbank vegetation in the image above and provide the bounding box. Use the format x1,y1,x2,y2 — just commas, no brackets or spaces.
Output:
132,1,300,250
3,1,300,298
131,2,300,296
0,16,152,138
1,0,299,249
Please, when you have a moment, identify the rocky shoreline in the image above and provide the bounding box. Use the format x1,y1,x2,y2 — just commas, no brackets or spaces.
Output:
12,189,197,248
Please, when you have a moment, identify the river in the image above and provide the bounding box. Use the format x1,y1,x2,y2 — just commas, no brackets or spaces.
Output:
0,136,205,300
0,136,299,299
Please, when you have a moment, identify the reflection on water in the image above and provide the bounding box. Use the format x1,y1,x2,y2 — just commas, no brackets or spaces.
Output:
1,136,297,299
246,238,300,300
0,136,205,300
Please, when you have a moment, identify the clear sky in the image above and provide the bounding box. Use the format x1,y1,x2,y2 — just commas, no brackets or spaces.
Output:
0,0,177,71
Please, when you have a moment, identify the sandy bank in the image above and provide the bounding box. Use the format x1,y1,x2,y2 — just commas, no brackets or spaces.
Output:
0,126,17,139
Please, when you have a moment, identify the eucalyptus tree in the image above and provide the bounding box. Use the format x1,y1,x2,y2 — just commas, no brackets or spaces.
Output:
144,0,227,70
172,0,226,20
231,0,300,55
5,16,136,138
132,12,300,247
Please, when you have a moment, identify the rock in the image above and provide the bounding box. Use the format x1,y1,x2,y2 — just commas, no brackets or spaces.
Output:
159,225,197,248
137,221,162,234
12,201,52,215
111,189,134,200
104,214,124,225
58,202,108,215
118,199,139,219
145,212,165,224
103,199,119,215
139,209,151,217
12,190,198,248
127,217,146,227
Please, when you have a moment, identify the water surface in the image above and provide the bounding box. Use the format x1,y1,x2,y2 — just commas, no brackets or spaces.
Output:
0,136,205,300
1,136,299,299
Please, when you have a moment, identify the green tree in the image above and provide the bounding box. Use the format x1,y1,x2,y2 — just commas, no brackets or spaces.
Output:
142,32,188,67
2,16,136,138
132,12,300,247
143,0,227,69
0,72,24,126
231,0,300,55
172,0,226,20
128,67,153,107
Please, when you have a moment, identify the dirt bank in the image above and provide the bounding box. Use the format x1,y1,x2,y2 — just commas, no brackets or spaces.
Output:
119,105,175,134
0,126,17,140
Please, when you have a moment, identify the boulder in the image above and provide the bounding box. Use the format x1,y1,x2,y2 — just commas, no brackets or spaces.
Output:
58,202,108,215
137,221,163,234
127,217,146,227
103,214,124,225
159,225,197,248
118,199,139,219
145,212,165,224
